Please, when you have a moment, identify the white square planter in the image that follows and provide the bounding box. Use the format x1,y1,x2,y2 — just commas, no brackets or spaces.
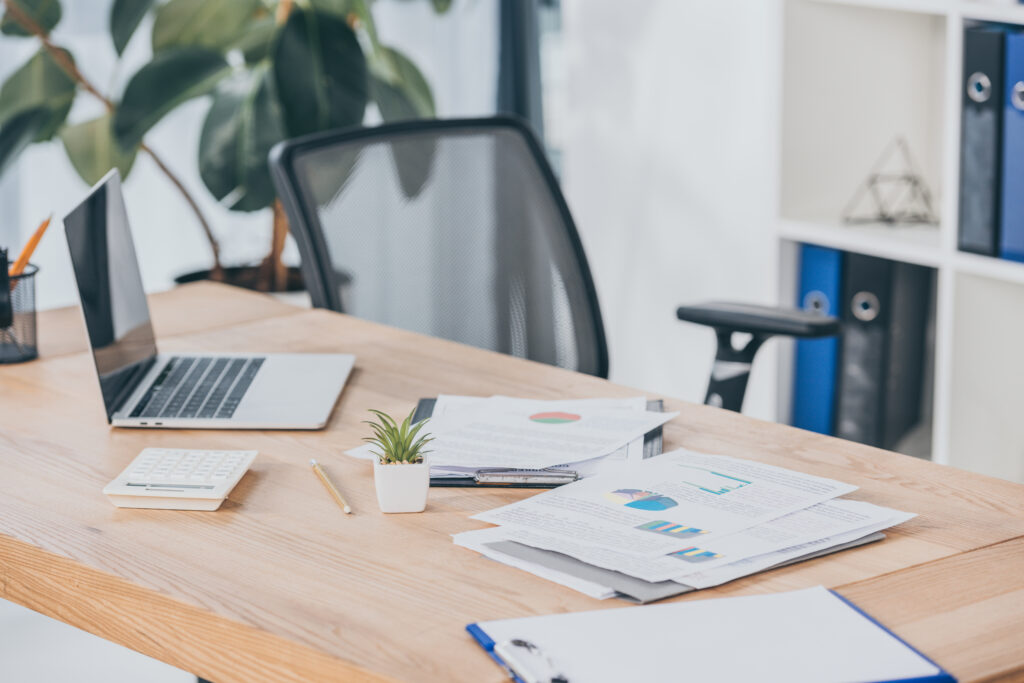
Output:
373,460,429,513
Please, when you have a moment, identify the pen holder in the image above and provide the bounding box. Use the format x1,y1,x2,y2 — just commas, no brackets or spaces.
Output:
0,264,39,364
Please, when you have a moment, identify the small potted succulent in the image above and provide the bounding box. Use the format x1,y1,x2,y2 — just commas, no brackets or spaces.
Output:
364,409,433,514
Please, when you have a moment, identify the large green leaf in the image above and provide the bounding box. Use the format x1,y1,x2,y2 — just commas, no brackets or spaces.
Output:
198,65,285,212
0,48,76,129
31,94,71,141
272,8,368,137
113,47,230,149
110,0,154,55
0,108,50,177
0,0,61,37
370,46,435,120
60,114,138,185
232,16,277,64
151,0,260,54
369,47,436,198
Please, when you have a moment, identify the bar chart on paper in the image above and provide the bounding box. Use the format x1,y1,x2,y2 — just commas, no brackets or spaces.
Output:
669,546,723,563
635,521,709,539
678,467,752,495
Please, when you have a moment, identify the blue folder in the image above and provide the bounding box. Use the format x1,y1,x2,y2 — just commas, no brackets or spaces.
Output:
1000,31,1024,262
792,244,843,434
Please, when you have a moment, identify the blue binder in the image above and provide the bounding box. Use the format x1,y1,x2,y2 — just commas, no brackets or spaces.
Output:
1000,31,1024,262
792,244,842,435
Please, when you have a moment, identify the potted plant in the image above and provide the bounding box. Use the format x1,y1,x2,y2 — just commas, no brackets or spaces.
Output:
0,0,444,293
364,408,433,514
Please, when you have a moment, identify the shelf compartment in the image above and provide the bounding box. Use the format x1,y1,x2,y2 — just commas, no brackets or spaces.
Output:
807,0,951,16
953,251,1024,286
960,2,1024,25
778,219,944,267
947,273,1024,482
781,0,948,225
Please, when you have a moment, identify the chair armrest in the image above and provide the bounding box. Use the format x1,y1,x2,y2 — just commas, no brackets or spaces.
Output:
676,302,839,338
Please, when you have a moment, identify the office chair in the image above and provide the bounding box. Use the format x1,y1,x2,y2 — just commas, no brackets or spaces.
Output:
269,117,608,378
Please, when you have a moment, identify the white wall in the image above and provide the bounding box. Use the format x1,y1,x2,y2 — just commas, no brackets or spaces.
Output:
559,0,781,419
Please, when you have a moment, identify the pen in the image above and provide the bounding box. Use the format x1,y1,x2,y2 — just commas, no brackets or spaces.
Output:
310,459,352,514
9,216,51,276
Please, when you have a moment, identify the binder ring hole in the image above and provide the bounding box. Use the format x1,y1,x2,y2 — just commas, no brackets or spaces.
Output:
803,291,829,314
1013,82,1024,112
967,72,991,103
851,292,881,322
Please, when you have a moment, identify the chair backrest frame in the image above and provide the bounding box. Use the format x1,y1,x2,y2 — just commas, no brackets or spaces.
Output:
269,116,609,379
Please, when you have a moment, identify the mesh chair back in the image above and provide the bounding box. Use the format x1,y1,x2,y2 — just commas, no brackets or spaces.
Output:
270,117,608,377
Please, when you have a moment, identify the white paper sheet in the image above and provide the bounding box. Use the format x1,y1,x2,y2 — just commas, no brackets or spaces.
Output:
676,515,910,589
474,449,858,557
346,395,672,471
452,528,615,600
481,499,914,583
472,586,942,683
430,395,649,477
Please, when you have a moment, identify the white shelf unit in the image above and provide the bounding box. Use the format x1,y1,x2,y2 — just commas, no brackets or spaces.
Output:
775,0,1024,483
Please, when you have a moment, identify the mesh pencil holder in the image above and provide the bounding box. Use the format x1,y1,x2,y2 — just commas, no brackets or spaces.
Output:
1,264,39,363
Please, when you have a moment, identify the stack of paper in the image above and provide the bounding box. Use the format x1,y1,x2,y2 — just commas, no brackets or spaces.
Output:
346,395,676,479
455,449,915,602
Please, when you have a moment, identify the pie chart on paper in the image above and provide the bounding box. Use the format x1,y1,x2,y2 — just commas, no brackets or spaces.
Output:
529,411,581,425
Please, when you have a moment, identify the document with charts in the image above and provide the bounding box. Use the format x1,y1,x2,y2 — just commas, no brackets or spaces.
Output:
462,498,913,583
346,395,673,471
429,395,650,475
473,450,858,557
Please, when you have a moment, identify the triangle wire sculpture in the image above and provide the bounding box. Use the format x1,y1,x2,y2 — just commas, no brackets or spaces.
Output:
841,137,939,226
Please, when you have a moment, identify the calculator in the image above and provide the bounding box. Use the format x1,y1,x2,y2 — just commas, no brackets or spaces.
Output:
103,448,257,511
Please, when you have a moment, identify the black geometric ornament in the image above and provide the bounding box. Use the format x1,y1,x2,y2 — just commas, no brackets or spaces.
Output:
841,137,939,225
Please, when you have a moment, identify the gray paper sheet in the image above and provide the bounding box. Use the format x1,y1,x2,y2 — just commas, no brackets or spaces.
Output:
485,532,886,604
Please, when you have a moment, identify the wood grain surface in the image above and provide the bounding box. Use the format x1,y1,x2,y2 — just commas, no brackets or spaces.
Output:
33,282,302,359
1,282,1022,682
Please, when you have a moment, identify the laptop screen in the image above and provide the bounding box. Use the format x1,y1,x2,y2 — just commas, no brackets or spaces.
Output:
63,171,158,419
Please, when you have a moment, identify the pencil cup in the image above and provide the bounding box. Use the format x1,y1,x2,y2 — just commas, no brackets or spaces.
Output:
0,264,39,364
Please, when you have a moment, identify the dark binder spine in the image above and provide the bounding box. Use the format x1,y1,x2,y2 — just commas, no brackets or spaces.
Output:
881,263,931,450
959,26,1006,256
834,254,893,447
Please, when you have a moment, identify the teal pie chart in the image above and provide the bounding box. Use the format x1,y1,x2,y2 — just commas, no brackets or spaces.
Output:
625,496,677,511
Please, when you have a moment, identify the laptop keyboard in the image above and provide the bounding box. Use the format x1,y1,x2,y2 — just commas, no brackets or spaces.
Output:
129,357,265,419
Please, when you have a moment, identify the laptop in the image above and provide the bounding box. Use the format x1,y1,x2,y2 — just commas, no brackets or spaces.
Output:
63,170,355,429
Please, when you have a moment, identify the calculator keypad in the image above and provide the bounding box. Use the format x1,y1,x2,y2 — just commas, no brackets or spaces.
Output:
119,448,256,489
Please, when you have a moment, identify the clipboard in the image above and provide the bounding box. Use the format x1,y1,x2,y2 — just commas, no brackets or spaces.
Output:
466,587,957,683
414,398,665,488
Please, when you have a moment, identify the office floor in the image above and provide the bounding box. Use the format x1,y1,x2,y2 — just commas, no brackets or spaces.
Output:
0,598,192,682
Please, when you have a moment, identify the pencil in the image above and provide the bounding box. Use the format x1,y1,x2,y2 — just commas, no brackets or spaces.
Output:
10,216,51,276
310,459,352,514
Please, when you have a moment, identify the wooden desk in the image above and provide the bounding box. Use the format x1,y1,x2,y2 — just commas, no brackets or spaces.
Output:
1,282,1022,682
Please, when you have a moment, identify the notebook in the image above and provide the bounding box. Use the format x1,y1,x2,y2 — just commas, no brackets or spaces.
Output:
467,586,954,683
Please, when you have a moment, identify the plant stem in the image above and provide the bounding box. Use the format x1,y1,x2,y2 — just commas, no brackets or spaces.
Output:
141,144,222,276
1,0,223,276
275,0,294,24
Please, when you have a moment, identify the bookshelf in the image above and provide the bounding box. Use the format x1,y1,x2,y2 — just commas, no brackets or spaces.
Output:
775,0,1024,483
